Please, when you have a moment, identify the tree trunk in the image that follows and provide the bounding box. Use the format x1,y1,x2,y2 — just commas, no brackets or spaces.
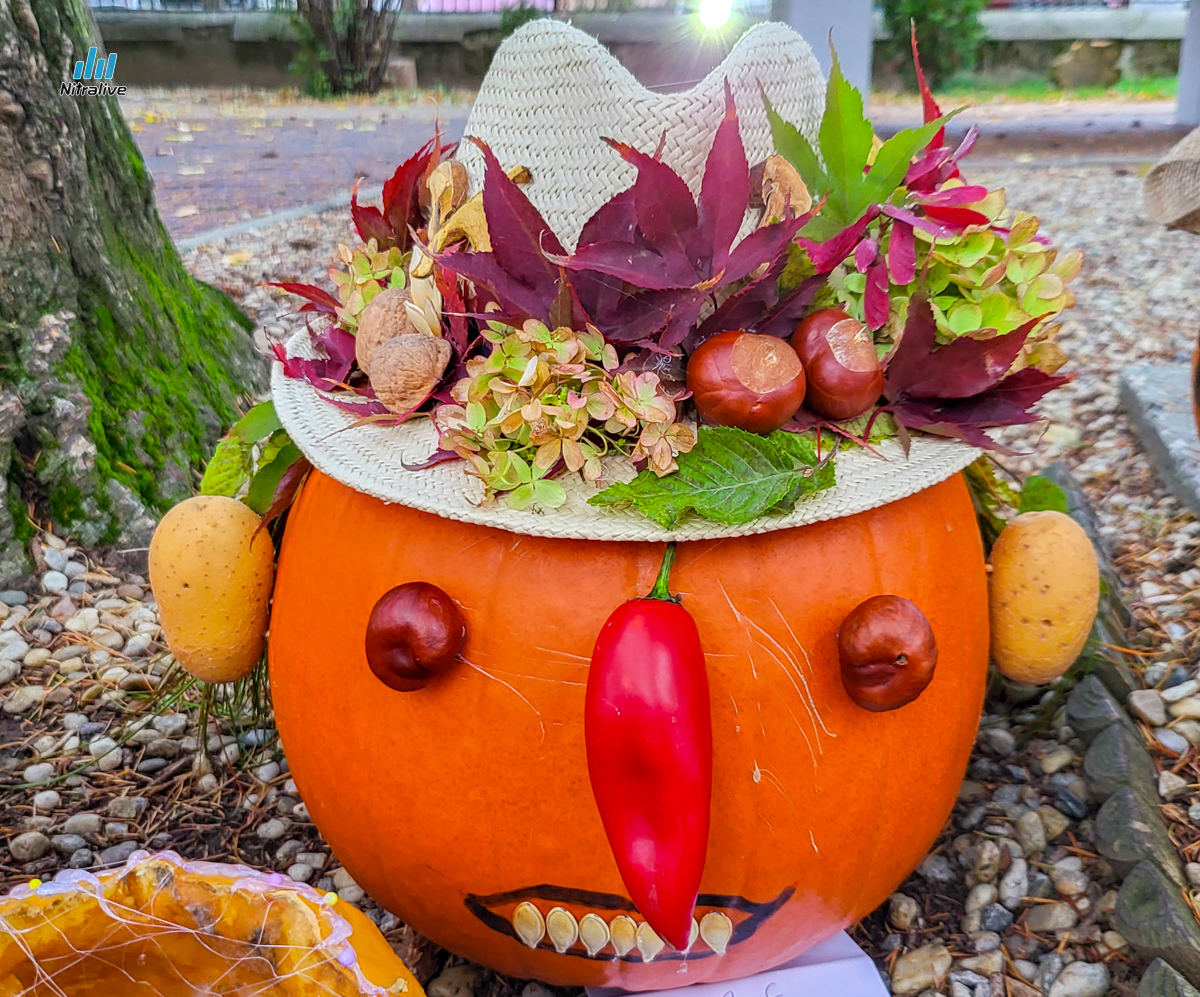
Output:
0,0,266,583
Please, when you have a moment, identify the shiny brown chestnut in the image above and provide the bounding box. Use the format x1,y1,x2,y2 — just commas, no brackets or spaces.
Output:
365,582,465,691
791,308,884,422
837,595,938,712
686,330,806,434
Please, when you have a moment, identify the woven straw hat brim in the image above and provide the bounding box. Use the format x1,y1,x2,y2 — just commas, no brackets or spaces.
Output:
455,19,826,250
274,333,980,542
272,22,981,539
1145,127,1200,234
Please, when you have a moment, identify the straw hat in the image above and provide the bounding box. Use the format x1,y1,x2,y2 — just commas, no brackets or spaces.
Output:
272,20,982,540
456,18,827,250
1145,127,1200,234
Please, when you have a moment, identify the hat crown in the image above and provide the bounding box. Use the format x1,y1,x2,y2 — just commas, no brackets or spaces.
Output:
457,19,827,249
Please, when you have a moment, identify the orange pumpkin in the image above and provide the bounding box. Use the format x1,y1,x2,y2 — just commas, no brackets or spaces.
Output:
270,469,989,990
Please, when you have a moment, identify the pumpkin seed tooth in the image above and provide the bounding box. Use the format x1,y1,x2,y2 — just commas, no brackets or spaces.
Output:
699,911,733,955
579,913,610,957
546,906,579,954
683,918,699,955
636,921,665,962
513,902,545,949
609,915,637,957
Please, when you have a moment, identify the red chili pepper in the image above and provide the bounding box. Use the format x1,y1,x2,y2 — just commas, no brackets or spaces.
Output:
585,542,712,953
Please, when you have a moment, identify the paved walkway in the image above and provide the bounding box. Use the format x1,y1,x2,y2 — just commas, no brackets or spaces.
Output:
122,88,1187,244
120,91,470,240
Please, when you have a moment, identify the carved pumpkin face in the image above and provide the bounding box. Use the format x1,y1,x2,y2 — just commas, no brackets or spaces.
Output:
270,470,988,990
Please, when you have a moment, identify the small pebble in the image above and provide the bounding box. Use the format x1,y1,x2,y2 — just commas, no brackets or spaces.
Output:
62,813,102,836
257,818,290,841
1038,745,1075,775
66,847,93,869
22,762,54,785
1128,688,1167,726
9,831,51,862
32,790,60,813
888,892,920,931
1155,728,1190,755
1160,770,1189,801
41,571,68,595
977,727,1016,756
916,853,955,884
98,841,140,865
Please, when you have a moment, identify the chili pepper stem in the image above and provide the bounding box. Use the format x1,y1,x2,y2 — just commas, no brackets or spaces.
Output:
646,542,680,603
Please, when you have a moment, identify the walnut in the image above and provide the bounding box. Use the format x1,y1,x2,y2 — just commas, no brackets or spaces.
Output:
356,287,415,376
369,334,452,416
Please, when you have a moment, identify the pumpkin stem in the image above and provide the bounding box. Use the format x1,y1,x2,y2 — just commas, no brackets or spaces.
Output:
646,542,680,602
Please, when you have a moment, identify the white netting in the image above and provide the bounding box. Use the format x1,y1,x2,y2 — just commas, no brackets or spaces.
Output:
0,851,406,996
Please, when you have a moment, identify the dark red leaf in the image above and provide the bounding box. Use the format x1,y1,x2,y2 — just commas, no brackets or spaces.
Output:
696,80,750,275
797,208,879,273
578,188,639,248
324,394,393,416
720,211,806,285
888,296,1032,401
892,367,1071,451
887,220,916,285
603,137,699,266
254,456,312,537
864,260,890,330
687,259,822,348
855,238,878,273
266,282,340,316
271,325,355,393
403,447,463,471
436,270,470,357
438,244,569,324
922,204,991,229
471,137,572,314
879,204,953,239
948,126,979,167
351,179,395,248
314,325,357,368
552,239,698,291
913,185,989,208
911,25,945,149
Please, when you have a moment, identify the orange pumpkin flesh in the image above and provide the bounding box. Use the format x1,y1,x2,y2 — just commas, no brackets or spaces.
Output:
270,470,988,990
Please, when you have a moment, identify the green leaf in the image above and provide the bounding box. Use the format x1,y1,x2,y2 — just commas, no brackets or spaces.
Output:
590,427,836,529
200,437,253,497
256,429,290,471
231,401,282,445
817,50,875,225
764,96,827,197
1018,475,1069,515
859,115,954,213
245,442,304,515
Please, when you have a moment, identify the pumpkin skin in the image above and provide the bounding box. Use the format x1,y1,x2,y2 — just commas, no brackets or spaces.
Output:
270,470,989,990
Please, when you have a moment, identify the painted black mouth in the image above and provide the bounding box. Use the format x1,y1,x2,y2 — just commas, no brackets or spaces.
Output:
464,884,795,962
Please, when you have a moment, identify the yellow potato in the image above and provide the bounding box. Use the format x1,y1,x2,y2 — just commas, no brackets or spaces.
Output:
149,495,275,683
989,510,1099,685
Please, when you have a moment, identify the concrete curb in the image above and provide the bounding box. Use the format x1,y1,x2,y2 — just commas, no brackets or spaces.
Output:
1119,363,1200,519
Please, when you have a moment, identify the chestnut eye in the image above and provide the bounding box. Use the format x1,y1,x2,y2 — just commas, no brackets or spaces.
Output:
365,582,466,691
837,595,937,712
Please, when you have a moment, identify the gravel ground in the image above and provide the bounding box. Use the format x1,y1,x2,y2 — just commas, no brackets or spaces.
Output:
2,162,1198,997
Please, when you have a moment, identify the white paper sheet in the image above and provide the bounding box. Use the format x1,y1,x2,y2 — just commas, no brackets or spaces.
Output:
586,932,889,997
